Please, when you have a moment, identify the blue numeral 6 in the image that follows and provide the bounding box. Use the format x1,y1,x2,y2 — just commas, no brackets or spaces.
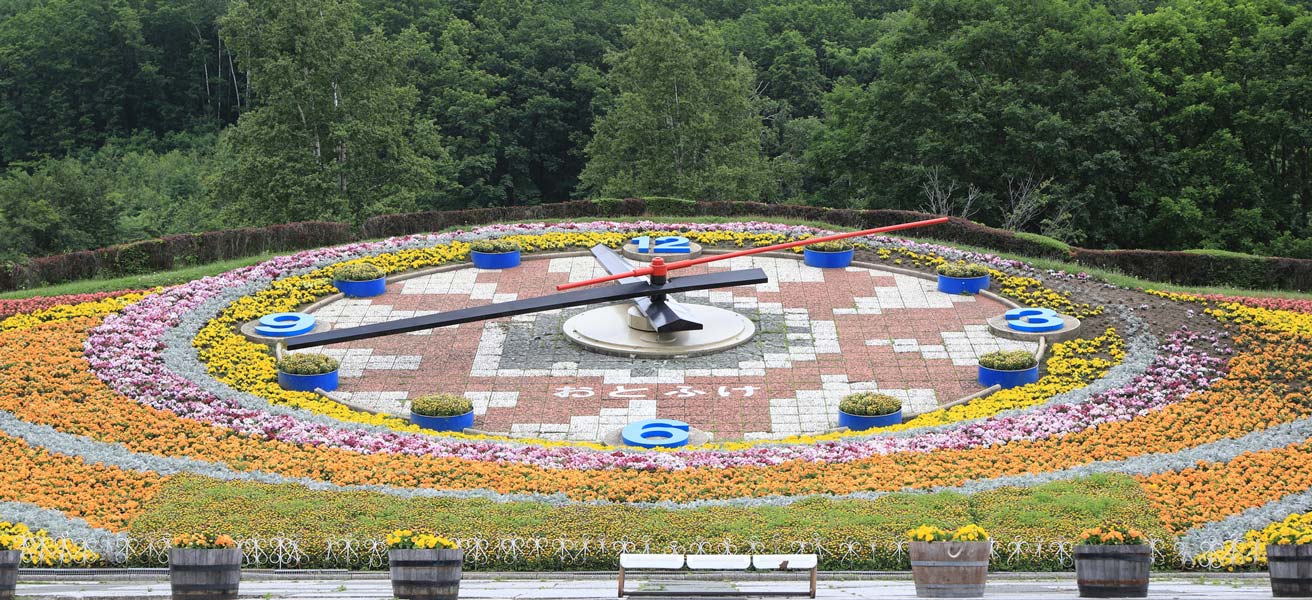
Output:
621,419,691,448
1004,307,1064,333
255,312,317,337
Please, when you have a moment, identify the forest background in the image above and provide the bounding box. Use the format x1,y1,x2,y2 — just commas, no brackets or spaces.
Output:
1,0,1310,262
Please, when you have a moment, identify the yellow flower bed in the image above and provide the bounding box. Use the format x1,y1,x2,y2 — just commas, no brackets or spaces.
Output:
0,291,152,332
884,328,1123,429
196,230,1108,448
1194,513,1312,569
0,521,100,566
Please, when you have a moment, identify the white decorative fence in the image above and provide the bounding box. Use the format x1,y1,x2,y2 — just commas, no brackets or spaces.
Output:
9,535,1268,572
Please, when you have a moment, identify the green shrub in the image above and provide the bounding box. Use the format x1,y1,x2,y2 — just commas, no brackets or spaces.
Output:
410,393,473,417
1183,248,1261,259
591,198,624,217
644,196,697,216
276,353,340,375
978,350,1037,370
936,261,990,278
470,239,521,254
1014,232,1071,257
807,240,853,252
332,263,384,282
838,392,902,416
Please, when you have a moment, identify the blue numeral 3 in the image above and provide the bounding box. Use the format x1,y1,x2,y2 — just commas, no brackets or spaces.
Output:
1004,307,1064,333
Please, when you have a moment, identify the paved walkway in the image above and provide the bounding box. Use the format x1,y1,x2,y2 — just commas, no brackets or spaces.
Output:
14,573,1275,599
313,255,1032,441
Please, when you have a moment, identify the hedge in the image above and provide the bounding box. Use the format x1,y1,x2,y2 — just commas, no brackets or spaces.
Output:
1073,248,1312,292
0,221,351,291
6,197,1311,292
358,199,645,239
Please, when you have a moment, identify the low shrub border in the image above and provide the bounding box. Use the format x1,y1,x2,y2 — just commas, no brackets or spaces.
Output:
11,197,1312,292
1,221,351,292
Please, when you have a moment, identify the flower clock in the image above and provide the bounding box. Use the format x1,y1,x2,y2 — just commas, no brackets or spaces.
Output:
2,218,1311,573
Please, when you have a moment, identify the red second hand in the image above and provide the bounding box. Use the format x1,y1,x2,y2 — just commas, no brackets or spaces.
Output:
556,216,950,291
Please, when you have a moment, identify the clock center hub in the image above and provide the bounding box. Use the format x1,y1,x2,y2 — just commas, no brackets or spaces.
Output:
562,303,756,358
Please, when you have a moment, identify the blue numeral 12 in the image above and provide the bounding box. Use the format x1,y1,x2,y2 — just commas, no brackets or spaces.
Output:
633,236,692,254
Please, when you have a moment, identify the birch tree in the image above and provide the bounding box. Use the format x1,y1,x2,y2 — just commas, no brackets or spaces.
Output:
215,0,452,224
579,12,771,200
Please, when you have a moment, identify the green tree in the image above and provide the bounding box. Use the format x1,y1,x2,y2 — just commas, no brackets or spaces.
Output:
215,0,452,224
579,12,771,200
809,0,1153,240
0,159,120,259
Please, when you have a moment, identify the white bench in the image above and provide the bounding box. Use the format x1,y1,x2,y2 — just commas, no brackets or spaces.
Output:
618,553,817,598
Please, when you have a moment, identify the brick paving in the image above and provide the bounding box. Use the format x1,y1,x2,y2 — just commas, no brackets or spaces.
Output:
309,255,1034,441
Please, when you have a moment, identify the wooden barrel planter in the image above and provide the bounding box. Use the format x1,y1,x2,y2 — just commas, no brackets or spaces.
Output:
390,548,463,600
0,550,20,600
909,541,990,598
1074,544,1150,597
168,548,242,600
1268,544,1312,597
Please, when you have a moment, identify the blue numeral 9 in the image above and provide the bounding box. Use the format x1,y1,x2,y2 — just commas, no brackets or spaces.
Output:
621,419,691,448
1004,307,1064,333
255,312,317,337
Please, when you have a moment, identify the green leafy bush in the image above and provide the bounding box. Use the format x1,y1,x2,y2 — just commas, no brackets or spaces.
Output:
470,240,521,254
936,261,990,278
838,392,902,416
276,353,340,375
1014,232,1072,257
978,350,1037,370
807,240,853,252
332,263,384,282
410,393,473,417
644,196,697,216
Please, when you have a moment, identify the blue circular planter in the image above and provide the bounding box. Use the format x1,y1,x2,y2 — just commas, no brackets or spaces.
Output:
471,250,521,269
277,369,339,392
978,365,1039,389
837,408,903,431
410,410,475,432
803,248,855,269
334,277,386,298
937,273,990,294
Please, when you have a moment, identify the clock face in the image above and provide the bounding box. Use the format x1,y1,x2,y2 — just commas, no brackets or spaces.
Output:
305,254,1033,441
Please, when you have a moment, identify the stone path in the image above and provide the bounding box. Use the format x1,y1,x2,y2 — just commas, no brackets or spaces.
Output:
15,573,1274,599
307,255,1035,441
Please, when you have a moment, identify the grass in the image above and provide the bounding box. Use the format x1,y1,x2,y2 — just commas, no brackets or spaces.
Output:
0,253,281,300
7,214,1312,301
131,473,1166,570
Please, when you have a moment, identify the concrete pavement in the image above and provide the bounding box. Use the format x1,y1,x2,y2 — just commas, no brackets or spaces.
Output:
11,571,1277,599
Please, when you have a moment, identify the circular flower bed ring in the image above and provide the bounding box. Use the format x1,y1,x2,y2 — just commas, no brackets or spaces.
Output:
85,220,1140,465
